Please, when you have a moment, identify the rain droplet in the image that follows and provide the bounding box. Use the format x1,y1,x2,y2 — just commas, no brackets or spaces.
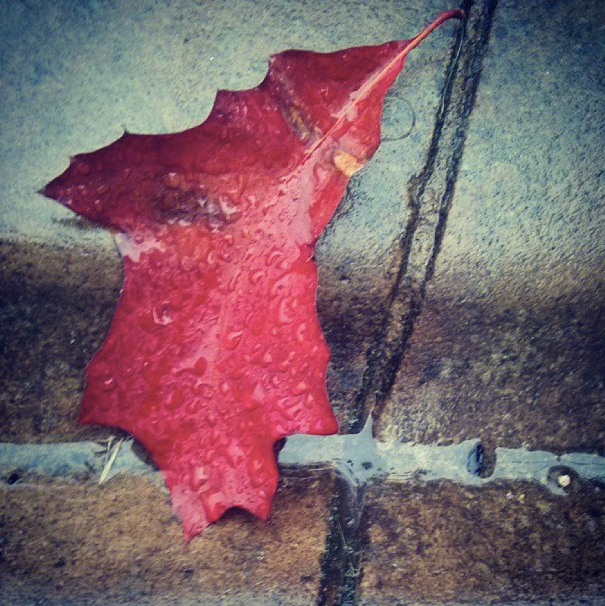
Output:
249,342,262,356
226,442,246,466
186,399,200,415
194,382,214,399
230,366,245,380
290,381,309,396
203,491,227,519
163,172,182,189
310,417,338,434
277,359,290,373
296,322,307,344
167,389,186,410
224,329,243,350
192,357,207,376
250,269,265,285
270,281,285,297
152,302,174,326
266,250,283,266
277,298,293,324
190,466,209,491
288,403,305,421
252,383,264,402
77,161,91,175
101,374,116,392
249,456,264,475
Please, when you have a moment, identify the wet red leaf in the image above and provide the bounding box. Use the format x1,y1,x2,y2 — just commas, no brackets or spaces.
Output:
44,10,462,540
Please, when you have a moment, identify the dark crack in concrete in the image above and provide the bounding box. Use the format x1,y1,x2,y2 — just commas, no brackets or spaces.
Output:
359,0,498,429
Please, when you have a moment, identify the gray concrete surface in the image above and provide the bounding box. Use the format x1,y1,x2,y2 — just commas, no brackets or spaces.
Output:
378,0,605,456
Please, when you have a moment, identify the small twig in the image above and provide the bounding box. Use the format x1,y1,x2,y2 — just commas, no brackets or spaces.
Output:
99,438,124,484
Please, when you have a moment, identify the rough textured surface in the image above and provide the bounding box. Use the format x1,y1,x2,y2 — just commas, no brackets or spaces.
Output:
0,241,122,442
376,0,605,456
0,469,336,606
378,267,605,454
1,0,605,603
359,479,605,605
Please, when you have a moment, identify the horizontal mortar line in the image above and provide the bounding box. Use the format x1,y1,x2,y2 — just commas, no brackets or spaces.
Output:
280,419,605,493
2,423,604,495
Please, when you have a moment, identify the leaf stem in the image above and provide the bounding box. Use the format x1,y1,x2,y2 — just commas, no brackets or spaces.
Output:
300,9,465,169
405,9,465,55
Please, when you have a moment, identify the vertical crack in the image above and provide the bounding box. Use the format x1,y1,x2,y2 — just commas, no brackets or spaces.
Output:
318,1,499,603
317,474,365,606
355,0,499,428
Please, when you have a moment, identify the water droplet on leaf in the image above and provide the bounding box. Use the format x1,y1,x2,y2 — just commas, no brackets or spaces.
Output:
101,374,117,392
190,466,209,491
193,382,214,399
250,269,265,284
224,329,243,349
290,380,309,396
77,161,91,175
167,389,186,410
152,302,174,326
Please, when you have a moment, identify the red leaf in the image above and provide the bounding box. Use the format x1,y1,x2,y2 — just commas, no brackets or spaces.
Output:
44,10,462,540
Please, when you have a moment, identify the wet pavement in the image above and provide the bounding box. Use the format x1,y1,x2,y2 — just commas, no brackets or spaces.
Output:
1,0,604,604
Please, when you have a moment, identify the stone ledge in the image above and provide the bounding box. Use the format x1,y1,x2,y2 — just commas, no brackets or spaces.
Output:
358,478,605,605
0,468,336,606
377,267,605,454
0,240,121,442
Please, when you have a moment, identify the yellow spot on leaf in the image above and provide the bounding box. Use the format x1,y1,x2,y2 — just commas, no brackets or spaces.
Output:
333,150,364,176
